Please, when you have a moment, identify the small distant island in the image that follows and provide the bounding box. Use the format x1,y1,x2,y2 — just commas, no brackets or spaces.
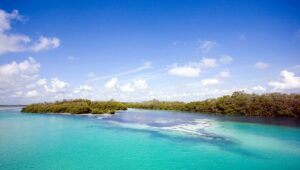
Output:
21,91,300,117
21,99,127,114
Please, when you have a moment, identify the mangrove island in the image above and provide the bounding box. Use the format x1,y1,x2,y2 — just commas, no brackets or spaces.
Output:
22,91,300,118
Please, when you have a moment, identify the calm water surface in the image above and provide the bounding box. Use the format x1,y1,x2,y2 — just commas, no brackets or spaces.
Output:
0,107,300,170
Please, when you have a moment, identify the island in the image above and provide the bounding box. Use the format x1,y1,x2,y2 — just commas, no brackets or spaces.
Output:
127,91,300,117
21,99,127,114
22,91,300,117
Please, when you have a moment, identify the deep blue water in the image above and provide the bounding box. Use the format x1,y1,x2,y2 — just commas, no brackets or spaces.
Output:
0,107,300,170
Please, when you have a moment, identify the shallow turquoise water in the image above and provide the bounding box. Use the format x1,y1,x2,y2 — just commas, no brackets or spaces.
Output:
0,108,300,170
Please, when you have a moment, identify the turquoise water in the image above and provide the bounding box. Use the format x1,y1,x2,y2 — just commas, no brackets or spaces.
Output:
1,107,300,170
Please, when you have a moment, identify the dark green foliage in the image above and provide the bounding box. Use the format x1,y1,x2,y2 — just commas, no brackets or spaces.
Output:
21,92,300,117
21,99,127,114
91,108,104,114
126,99,186,111
126,92,300,117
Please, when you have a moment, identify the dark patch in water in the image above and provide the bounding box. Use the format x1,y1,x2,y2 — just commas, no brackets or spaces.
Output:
87,123,266,160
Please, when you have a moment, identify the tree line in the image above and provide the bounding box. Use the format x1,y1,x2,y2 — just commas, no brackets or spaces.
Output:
21,99,127,114
21,92,300,117
126,91,300,117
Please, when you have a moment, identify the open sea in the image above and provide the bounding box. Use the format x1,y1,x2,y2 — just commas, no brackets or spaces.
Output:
1,107,300,170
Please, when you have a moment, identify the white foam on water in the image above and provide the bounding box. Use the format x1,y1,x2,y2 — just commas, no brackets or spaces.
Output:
107,120,154,131
104,118,216,137
161,119,214,136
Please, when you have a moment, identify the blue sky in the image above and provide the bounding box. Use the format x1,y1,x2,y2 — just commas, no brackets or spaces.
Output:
0,0,300,104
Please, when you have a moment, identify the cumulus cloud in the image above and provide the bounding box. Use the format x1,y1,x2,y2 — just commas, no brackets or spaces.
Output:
0,9,22,31
120,79,148,92
200,70,231,86
252,85,266,92
0,34,31,55
0,9,30,55
120,83,135,92
43,78,69,93
200,57,217,67
255,62,270,69
37,78,47,86
75,85,92,93
199,40,218,53
0,57,40,90
269,70,300,90
105,78,118,90
168,57,223,77
219,70,230,78
0,57,72,103
26,90,38,98
31,36,60,52
74,85,93,97
168,64,201,77
201,78,220,86
133,79,148,89
0,9,60,55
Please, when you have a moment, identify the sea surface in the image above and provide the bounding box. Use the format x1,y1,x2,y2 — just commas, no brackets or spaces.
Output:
1,107,300,170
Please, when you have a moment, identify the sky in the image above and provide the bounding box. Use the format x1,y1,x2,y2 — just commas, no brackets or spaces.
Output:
0,0,300,104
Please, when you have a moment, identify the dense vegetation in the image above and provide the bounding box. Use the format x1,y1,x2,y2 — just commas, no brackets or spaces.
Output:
21,99,127,114
21,92,300,117
127,91,300,117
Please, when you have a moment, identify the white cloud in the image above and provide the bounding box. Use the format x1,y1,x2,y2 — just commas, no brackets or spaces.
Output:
168,64,201,77
199,40,218,53
0,57,40,90
0,9,21,32
219,70,230,78
74,85,93,96
219,55,233,64
201,78,220,86
26,90,38,98
120,83,135,92
255,62,270,69
0,9,60,55
198,70,230,87
0,34,31,55
0,9,30,55
269,70,300,90
133,79,148,89
167,57,227,77
201,57,217,67
37,78,47,86
0,57,90,103
105,78,118,90
31,36,60,52
76,85,92,92
44,78,69,93
252,85,266,92
120,79,148,92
